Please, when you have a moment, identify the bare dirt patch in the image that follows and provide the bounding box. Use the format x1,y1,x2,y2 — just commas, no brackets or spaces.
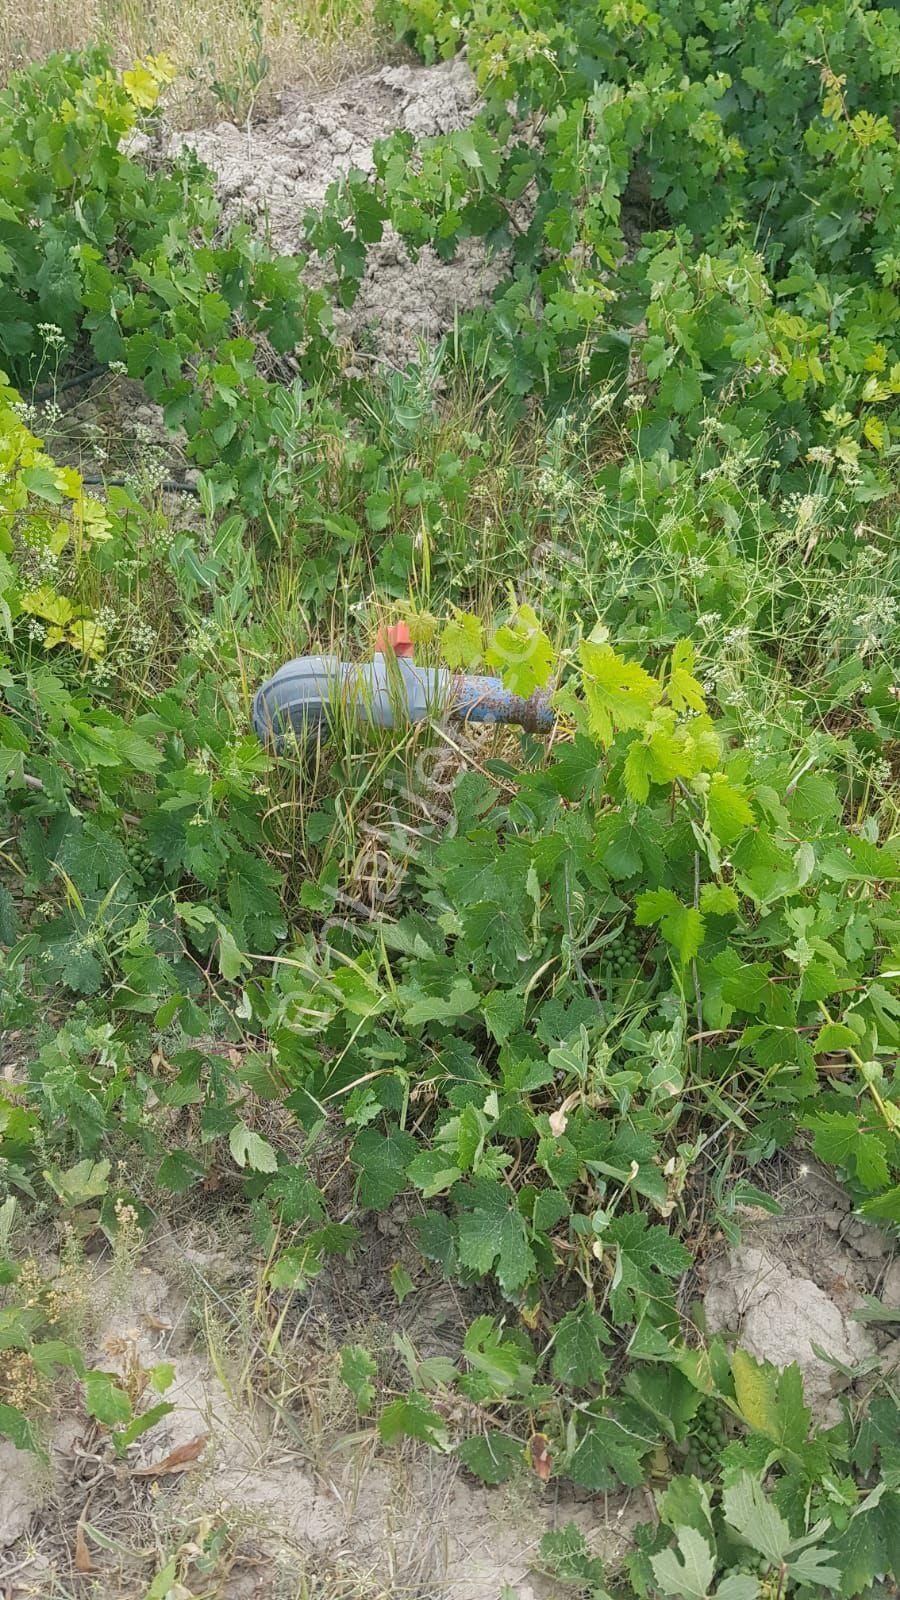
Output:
166,58,506,367
0,1225,643,1600
3,1159,897,1597
702,1155,897,1426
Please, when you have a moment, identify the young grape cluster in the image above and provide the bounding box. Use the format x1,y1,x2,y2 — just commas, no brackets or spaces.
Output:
692,1395,727,1472
731,1555,773,1580
125,834,155,883
606,924,642,980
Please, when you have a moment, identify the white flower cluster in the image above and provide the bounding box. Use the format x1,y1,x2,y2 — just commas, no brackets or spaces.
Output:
37,322,65,347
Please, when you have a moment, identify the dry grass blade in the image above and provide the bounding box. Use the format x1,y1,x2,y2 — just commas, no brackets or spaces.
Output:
0,0,385,125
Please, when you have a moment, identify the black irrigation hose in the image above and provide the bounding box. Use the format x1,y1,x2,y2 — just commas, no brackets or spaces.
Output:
81,474,201,497
32,362,111,402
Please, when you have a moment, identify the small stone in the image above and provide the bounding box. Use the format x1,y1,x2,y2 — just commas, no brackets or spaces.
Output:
330,128,353,154
0,1440,43,1548
880,1336,900,1372
843,1218,891,1259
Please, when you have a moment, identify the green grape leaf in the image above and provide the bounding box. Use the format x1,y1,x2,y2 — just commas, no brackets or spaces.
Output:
651,1525,716,1600
635,888,705,965
340,1344,377,1416
463,1316,534,1394
668,639,706,713
551,1301,611,1388
441,610,484,671
722,1472,792,1563
834,1489,900,1598
407,1149,463,1198
457,1431,523,1484
0,1402,43,1456
579,637,661,747
486,603,554,698
699,883,739,917
803,1110,890,1191
352,1124,418,1209
730,1351,810,1463
605,1213,692,1325
568,1407,650,1490
84,1369,132,1427
228,1122,278,1173
378,1391,449,1449
457,1182,536,1294
708,775,755,844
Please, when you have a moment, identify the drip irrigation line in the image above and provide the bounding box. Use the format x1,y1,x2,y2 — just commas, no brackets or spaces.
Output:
32,363,110,402
80,474,201,497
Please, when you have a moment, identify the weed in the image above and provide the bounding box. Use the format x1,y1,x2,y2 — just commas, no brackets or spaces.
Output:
0,12,898,1597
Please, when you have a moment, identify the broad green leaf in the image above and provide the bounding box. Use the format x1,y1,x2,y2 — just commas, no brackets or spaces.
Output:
389,1262,414,1303
457,1431,522,1484
397,978,479,1026
859,1184,900,1223
463,1316,534,1393
43,1158,110,1208
486,603,554,698
0,1402,42,1455
624,1364,699,1443
551,1301,611,1388
228,1122,278,1173
352,1124,417,1209
378,1391,449,1449
699,883,739,917
668,639,706,713
785,1543,842,1590
340,1344,377,1416
715,1578,760,1599
84,1369,132,1427
707,775,755,844
217,924,245,981
834,1489,900,1597
636,889,704,965
722,1473,791,1564
31,1339,85,1379
457,1182,536,1294
143,1559,178,1599
730,1351,810,1461
579,638,661,747
605,1213,692,1325
407,1149,462,1198
803,1110,889,1191
659,365,702,415
568,1408,649,1490
441,610,484,671
651,1525,716,1600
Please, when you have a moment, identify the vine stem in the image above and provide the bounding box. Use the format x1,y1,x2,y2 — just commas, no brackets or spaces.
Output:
816,1000,893,1125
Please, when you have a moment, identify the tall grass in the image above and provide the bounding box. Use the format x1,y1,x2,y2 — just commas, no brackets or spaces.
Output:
0,0,385,124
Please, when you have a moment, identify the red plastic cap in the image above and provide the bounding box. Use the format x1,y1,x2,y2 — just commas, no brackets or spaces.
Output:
375,621,415,658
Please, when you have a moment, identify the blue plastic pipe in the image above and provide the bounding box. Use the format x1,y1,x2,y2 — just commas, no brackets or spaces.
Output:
252,652,554,748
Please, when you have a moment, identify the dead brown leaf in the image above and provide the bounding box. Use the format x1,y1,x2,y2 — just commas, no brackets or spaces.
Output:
529,1432,552,1482
143,1313,173,1332
132,1433,209,1476
74,1520,94,1573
